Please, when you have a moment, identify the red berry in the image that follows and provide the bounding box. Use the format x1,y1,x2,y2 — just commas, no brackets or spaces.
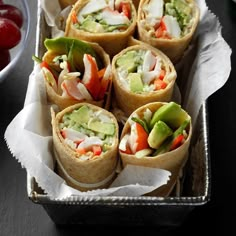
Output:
0,1,4,5
0,49,10,70
0,17,21,49
0,4,23,28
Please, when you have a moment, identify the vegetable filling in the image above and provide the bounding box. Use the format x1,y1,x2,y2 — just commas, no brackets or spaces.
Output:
72,0,133,33
33,38,111,101
115,49,169,92
119,102,191,157
141,0,194,39
59,105,116,160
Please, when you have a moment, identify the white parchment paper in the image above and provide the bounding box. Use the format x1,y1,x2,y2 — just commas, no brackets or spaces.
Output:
4,0,231,200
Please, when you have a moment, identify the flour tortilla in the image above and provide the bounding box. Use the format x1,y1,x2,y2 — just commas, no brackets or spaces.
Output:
51,103,119,191
43,40,111,110
64,0,137,57
137,0,200,63
119,102,192,196
112,42,177,116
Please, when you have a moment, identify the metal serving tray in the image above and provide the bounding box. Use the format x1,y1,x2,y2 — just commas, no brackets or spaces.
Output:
27,5,211,226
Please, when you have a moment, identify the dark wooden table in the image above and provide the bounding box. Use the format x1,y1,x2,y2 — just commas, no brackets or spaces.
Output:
0,0,234,235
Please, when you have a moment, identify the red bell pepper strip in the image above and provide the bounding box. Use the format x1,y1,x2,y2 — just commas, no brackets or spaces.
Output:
98,68,106,80
40,60,50,70
76,148,86,155
92,145,102,156
97,68,110,100
120,145,133,154
155,27,164,38
119,2,131,19
159,69,166,80
82,54,101,100
154,78,167,90
71,10,79,24
170,134,185,150
98,79,110,100
135,123,149,152
155,18,171,39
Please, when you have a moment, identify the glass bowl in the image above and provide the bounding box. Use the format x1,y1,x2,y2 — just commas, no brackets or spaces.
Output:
0,0,31,83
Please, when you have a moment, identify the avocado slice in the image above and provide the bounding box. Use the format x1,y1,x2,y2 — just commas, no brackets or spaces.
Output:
88,119,115,135
153,118,190,155
172,118,190,138
70,105,90,124
129,73,144,93
135,148,153,158
150,102,190,129
116,51,138,73
44,37,102,72
148,120,173,149
81,18,104,33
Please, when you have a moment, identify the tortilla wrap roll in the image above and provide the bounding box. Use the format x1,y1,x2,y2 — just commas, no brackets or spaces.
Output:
119,101,192,196
64,0,137,57
137,0,200,63
112,42,177,116
34,37,112,110
52,103,119,191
